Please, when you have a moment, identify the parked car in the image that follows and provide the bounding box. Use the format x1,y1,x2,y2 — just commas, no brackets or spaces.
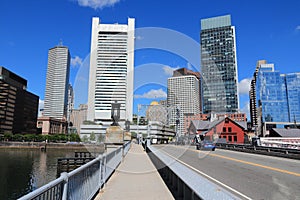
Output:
196,140,216,151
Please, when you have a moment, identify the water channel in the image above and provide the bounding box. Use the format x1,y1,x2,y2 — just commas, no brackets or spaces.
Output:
0,148,84,200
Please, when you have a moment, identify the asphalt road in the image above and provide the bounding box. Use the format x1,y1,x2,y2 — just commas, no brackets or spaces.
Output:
153,145,300,200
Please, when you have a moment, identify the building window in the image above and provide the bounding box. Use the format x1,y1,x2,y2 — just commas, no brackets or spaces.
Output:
228,127,232,132
223,127,226,132
223,136,226,139
228,135,232,142
234,136,237,142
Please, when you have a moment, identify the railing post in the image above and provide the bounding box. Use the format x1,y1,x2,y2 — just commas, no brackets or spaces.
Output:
61,172,69,200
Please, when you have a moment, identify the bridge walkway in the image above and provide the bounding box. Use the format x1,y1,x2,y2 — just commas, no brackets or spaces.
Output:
94,143,174,200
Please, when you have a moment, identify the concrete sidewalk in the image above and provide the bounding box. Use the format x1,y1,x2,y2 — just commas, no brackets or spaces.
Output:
94,143,174,200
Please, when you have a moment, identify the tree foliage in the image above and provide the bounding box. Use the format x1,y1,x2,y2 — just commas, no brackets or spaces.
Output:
2,133,81,143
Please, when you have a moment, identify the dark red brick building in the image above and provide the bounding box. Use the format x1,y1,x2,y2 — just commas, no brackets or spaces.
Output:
189,117,247,144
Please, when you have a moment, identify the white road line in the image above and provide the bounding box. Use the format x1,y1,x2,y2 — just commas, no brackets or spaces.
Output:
159,148,252,200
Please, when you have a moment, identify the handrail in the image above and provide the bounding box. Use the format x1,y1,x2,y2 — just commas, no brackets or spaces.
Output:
18,141,131,200
216,143,300,159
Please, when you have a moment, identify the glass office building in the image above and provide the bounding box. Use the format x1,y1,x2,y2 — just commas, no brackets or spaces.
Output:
200,15,239,114
256,64,289,122
286,73,300,122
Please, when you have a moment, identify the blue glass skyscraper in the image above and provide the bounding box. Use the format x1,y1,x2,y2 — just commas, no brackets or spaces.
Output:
256,64,289,122
255,63,300,123
286,73,300,122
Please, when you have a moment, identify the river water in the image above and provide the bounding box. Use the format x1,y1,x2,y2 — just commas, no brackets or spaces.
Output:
0,148,82,200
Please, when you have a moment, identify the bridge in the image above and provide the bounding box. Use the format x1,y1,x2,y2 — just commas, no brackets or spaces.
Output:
18,141,300,200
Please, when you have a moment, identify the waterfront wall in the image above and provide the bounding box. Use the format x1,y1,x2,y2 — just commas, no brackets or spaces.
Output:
0,141,105,151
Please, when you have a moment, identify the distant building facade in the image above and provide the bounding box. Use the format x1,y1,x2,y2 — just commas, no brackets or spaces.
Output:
87,17,135,124
70,104,88,134
200,15,239,114
251,60,300,135
44,45,70,119
0,66,39,134
256,63,289,123
249,60,267,127
189,117,246,144
37,117,67,135
168,68,201,136
285,73,300,122
67,84,74,123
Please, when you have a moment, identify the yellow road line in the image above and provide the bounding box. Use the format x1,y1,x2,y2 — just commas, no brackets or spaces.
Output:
169,145,300,177
210,153,300,177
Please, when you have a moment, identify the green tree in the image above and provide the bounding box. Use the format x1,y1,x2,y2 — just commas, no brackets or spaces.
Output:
4,132,13,141
90,132,96,141
12,134,23,141
70,133,80,142
82,135,88,143
131,132,137,138
97,134,105,143
83,120,97,125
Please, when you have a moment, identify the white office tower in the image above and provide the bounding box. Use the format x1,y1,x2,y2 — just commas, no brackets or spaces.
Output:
87,18,135,124
44,45,70,119
167,68,201,136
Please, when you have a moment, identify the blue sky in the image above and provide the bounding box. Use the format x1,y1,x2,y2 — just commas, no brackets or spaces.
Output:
1,0,300,119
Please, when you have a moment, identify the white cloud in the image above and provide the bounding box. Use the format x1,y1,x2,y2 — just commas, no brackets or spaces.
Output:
187,62,193,70
240,101,250,118
162,65,178,76
38,99,44,117
134,89,167,99
75,0,120,9
135,35,143,40
296,26,300,31
238,78,251,95
71,56,83,67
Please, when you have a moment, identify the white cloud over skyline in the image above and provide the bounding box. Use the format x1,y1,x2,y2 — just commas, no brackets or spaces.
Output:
238,78,251,95
71,56,83,67
240,101,250,118
296,25,300,30
162,65,178,76
134,88,167,99
75,0,120,9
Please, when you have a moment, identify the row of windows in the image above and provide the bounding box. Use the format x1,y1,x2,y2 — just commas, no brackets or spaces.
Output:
220,135,237,142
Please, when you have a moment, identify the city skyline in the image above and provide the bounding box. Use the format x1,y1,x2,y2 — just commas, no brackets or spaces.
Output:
1,0,300,119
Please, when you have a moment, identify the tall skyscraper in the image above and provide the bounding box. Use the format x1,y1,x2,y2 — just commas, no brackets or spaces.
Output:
44,45,70,119
255,63,289,123
249,60,267,127
167,68,201,135
200,15,239,114
87,17,135,123
286,73,300,122
0,66,39,134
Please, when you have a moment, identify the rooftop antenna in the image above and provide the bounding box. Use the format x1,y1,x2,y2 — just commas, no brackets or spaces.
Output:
294,114,297,128
59,39,63,46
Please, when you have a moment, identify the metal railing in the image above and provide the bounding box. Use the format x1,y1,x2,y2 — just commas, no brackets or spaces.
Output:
18,141,131,200
216,143,300,159
147,144,240,200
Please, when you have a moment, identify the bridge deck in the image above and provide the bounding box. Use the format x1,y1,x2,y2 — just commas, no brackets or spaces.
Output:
94,143,174,200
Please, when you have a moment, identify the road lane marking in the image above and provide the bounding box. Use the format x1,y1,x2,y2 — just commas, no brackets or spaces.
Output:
159,148,252,200
169,145,300,177
210,154,300,177
215,149,300,164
